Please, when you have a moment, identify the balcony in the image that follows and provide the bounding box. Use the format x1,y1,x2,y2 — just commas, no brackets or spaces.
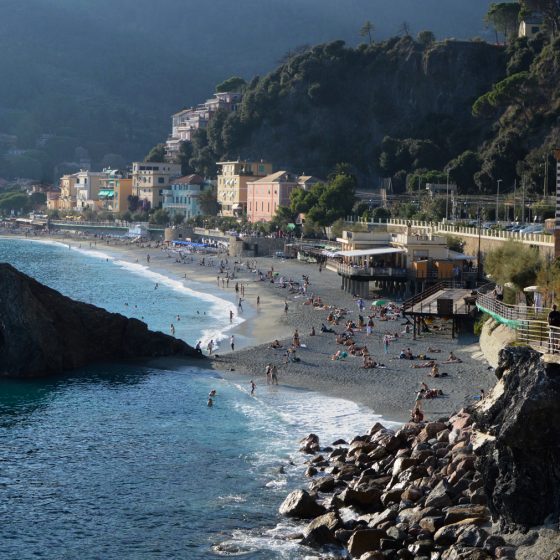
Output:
337,262,407,279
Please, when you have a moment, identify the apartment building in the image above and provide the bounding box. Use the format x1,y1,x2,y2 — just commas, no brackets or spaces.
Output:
132,162,182,209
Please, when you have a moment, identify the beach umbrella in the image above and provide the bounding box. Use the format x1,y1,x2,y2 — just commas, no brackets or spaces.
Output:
523,285,540,293
371,299,389,307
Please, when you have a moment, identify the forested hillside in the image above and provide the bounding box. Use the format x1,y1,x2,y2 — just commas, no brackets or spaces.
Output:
0,0,492,182
184,29,560,197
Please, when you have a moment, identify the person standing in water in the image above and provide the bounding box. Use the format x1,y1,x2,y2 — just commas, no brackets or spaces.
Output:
229,310,234,323
170,323,175,336
230,335,235,351
207,339,214,355
250,380,256,395
207,397,213,407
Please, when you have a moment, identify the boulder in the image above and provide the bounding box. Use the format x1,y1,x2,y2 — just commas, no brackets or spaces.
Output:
0,264,201,377
301,511,340,548
309,475,336,493
425,480,454,509
474,346,560,529
392,457,418,476
279,490,325,519
347,529,386,557
339,487,382,510
443,505,490,525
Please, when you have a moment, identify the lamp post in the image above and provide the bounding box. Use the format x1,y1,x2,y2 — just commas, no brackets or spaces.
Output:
446,171,450,221
477,204,482,281
496,179,502,223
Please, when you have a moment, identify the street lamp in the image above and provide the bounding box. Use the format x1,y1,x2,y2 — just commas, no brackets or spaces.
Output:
446,171,450,221
496,179,502,223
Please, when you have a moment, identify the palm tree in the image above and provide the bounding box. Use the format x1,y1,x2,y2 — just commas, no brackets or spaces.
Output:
360,20,374,44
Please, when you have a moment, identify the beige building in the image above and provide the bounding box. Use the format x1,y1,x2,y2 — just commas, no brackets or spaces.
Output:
98,170,133,213
132,162,182,210
75,170,108,210
59,173,79,210
217,160,273,217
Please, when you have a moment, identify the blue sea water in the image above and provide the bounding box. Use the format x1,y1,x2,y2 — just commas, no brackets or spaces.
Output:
0,238,394,559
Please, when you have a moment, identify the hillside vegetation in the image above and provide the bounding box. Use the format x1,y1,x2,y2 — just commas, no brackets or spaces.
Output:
0,0,492,182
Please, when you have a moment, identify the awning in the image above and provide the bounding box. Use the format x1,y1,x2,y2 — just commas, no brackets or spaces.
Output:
334,247,406,258
448,250,475,260
98,190,114,198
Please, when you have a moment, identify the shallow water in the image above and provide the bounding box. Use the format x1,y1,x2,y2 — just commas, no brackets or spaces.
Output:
0,238,396,559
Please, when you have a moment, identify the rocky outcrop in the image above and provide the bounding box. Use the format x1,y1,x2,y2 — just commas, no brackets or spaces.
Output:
278,414,508,559
0,263,202,377
473,346,560,530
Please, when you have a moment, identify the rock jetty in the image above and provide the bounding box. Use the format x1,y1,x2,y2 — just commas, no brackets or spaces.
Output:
279,346,558,559
0,263,202,377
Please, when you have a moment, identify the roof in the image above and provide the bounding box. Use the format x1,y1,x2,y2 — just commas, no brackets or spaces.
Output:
335,247,406,258
172,174,204,185
249,171,296,184
522,15,543,24
448,250,475,260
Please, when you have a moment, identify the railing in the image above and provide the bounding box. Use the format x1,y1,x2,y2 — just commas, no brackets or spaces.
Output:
337,263,407,278
475,285,560,354
402,280,454,311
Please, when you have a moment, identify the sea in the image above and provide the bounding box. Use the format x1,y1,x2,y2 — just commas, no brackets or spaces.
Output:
0,237,397,559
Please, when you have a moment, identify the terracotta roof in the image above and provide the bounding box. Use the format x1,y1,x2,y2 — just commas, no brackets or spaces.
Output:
249,171,296,184
172,174,204,185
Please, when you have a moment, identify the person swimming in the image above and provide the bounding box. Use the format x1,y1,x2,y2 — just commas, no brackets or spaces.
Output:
207,397,213,407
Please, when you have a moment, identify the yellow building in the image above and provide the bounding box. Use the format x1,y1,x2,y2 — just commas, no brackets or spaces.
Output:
217,160,273,217
113,178,132,213
59,173,78,210
98,171,133,213
132,161,182,209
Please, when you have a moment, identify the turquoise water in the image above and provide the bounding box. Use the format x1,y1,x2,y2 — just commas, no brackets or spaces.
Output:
0,238,386,559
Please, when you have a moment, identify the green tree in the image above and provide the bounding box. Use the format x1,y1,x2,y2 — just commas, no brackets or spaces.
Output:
29,191,46,207
173,213,185,226
150,208,170,225
145,143,166,163
372,207,391,222
485,240,542,291
198,187,219,215
360,20,374,44
522,0,560,35
177,141,194,175
216,76,247,93
485,2,522,43
417,30,436,46
0,192,29,214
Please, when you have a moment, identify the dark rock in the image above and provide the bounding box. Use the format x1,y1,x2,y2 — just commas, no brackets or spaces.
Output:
334,528,353,543
339,487,382,510
301,511,340,548
441,546,492,559
279,489,326,519
347,529,386,557
482,534,505,553
367,507,398,529
309,475,336,493
332,438,348,446
494,546,516,559
396,549,414,559
456,525,488,548
425,480,453,509
443,505,490,525
0,264,201,377
419,516,444,533
305,466,317,477
407,539,433,556
400,486,423,503
300,433,320,454
359,552,385,560
474,346,560,529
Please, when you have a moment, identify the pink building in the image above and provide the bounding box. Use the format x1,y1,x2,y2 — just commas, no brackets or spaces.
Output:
247,171,299,223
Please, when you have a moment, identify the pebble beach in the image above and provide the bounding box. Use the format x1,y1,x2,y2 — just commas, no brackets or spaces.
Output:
10,230,498,424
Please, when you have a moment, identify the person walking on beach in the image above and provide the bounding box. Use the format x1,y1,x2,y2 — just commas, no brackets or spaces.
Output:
238,298,243,312
250,380,256,396
265,364,272,384
230,335,235,351
383,334,390,354
284,301,289,315
271,365,279,385
146,254,150,263
257,295,260,308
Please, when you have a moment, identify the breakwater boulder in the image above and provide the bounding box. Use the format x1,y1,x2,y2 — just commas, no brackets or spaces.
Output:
279,415,507,558
0,263,202,377
473,346,560,530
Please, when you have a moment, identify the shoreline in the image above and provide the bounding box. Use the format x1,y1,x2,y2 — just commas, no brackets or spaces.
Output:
2,230,497,423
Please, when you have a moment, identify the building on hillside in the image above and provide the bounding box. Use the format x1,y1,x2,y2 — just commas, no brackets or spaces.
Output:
132,161,182,210
519,14,544,38
165,91,243,160
247,171,299,223
298,175,323,190
59,174,79,210
162,174,212,220
217,160,273,217
46,188,61,211
425,182,457,198
97,169,132,213
75,170,109,210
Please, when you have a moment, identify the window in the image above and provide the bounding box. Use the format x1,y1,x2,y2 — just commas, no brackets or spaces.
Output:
158,177,165,184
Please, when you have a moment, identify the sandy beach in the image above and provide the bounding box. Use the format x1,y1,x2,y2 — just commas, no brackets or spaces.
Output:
7,230,497,423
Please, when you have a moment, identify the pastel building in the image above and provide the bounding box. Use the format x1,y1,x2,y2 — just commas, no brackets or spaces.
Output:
98,169,133,213
217,160,273,217
59,173,79,210
162,174,211,220
75,170,108,210
247,171,299,223
132,161,182,210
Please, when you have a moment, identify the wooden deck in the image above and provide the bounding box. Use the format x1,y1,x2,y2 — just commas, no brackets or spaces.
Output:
406,288,475,317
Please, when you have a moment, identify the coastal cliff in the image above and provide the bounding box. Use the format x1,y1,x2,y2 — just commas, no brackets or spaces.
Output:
278,346,559,558
0,263,202,377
